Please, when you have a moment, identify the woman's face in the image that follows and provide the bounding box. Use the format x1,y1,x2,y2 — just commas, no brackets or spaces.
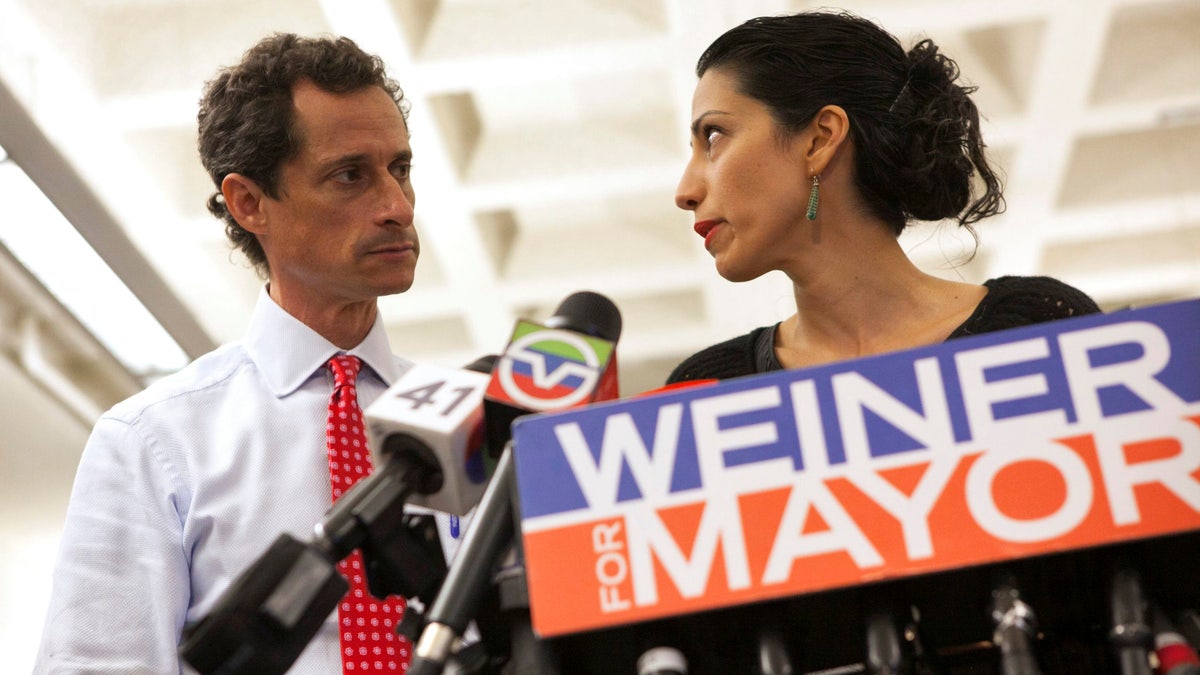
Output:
675,68,812,282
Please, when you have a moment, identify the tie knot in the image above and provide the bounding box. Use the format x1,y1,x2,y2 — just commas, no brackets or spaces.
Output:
328,354,362,389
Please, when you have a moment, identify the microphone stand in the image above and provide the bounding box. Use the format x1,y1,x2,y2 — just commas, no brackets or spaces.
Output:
865,611,906,675
180,447,450,674
408,443,559,675
1110,568,1154,675
990,576,1041,675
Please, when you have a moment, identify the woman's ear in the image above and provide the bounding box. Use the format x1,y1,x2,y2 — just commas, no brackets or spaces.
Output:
801,104,850,176
221,173,268,235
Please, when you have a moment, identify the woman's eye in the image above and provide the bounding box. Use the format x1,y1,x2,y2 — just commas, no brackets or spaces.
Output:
705,127,722,147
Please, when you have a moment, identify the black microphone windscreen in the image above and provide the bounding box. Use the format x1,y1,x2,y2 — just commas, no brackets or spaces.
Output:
543,291,622,342
463,354,499,374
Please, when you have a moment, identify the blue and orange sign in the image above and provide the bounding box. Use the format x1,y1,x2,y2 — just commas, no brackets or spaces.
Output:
511,299,1200,637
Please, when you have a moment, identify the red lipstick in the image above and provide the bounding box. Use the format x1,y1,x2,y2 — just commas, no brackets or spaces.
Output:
694,220,719,248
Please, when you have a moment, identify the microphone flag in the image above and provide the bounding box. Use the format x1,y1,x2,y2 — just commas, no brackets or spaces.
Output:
484,317,619,454
510,298,1200,637
365,363,492,516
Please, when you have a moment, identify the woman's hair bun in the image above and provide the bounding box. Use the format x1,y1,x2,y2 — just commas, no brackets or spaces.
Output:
882,38,1004,227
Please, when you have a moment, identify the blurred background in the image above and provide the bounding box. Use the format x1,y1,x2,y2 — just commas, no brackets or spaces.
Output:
1,0,1197,669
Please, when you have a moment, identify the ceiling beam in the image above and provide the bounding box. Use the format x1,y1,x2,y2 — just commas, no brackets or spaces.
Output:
0,74,217,361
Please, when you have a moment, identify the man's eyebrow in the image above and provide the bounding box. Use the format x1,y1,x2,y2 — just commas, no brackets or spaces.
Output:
317,153,367,171
317,149,412,171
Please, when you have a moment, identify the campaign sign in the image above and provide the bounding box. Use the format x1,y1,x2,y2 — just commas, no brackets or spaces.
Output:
510,299,1200,637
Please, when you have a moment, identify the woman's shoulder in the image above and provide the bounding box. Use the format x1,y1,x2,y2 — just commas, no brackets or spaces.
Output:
953,275,1102,337
665,326,774,384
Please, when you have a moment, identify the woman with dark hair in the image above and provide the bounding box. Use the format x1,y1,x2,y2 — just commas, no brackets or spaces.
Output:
668,10,1100,384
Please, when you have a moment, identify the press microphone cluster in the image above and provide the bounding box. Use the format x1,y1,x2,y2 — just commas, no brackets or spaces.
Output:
361,290,621,520
620,564,1199,674
179,425,453,674
180,350,504,674
407,290,623,675
179,291,622,675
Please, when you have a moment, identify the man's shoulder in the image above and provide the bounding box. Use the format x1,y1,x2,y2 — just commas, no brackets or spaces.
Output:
106,342,250,421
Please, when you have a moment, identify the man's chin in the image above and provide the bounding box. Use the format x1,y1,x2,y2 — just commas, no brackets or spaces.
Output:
377,277,415,297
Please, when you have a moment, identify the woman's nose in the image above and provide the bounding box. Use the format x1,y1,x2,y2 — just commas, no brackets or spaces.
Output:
675,160,703,211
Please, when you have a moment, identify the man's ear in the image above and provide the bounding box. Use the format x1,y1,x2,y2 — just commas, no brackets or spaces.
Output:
220,173,269,235
801,104,851,176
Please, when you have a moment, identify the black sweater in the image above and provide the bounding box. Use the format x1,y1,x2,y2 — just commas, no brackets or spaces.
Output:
666,275,1101,384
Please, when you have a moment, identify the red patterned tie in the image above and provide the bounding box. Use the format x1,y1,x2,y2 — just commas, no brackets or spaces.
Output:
327,355,410,672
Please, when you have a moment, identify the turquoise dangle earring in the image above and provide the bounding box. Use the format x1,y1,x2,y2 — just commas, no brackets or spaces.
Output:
806,174,820,221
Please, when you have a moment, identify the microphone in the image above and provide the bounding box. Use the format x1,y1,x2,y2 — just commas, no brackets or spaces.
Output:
180,429,450,674
638,645,689,675
754,624,795,675
179,534,348,674
181,357,501,674
990,577,1041,675
865,611,906,675
483,290,621,455
865,605,943,675
1153,606,1200,675
364,355,498,516
1109,568,1154,675
1177,610,1200,655
409,291,623,675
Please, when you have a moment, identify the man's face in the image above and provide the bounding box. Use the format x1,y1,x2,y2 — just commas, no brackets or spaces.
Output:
257,79,418,310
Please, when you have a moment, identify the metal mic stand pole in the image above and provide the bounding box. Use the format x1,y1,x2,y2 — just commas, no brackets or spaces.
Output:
408,444,533,675
1110,568,1154,675
180,450,441,674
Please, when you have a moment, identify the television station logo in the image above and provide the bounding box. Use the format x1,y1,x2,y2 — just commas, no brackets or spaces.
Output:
496,324,611,411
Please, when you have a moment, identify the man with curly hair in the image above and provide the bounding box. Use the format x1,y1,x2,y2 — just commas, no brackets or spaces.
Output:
37,33,439,673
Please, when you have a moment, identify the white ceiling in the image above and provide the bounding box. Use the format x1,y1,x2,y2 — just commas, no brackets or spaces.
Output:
0,1,1198,659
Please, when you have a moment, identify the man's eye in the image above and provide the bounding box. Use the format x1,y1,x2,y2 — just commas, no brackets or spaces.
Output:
333,168,361,183
392,163,411,180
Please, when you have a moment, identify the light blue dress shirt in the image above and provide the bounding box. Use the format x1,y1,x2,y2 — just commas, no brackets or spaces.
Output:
35,289,465,673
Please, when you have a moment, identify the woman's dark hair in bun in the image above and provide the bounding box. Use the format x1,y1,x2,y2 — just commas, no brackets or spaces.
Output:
695,10,1004,236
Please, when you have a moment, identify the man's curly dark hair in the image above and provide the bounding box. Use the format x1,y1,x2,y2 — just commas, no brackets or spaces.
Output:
197,33,407,276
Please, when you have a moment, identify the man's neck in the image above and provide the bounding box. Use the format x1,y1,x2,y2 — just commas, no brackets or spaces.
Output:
267,284,378,349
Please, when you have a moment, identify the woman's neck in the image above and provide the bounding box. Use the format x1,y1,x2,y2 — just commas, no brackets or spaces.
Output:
776,236,984,368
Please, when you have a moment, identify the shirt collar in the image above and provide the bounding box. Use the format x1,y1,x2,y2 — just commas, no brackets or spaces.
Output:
244,286,402,396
